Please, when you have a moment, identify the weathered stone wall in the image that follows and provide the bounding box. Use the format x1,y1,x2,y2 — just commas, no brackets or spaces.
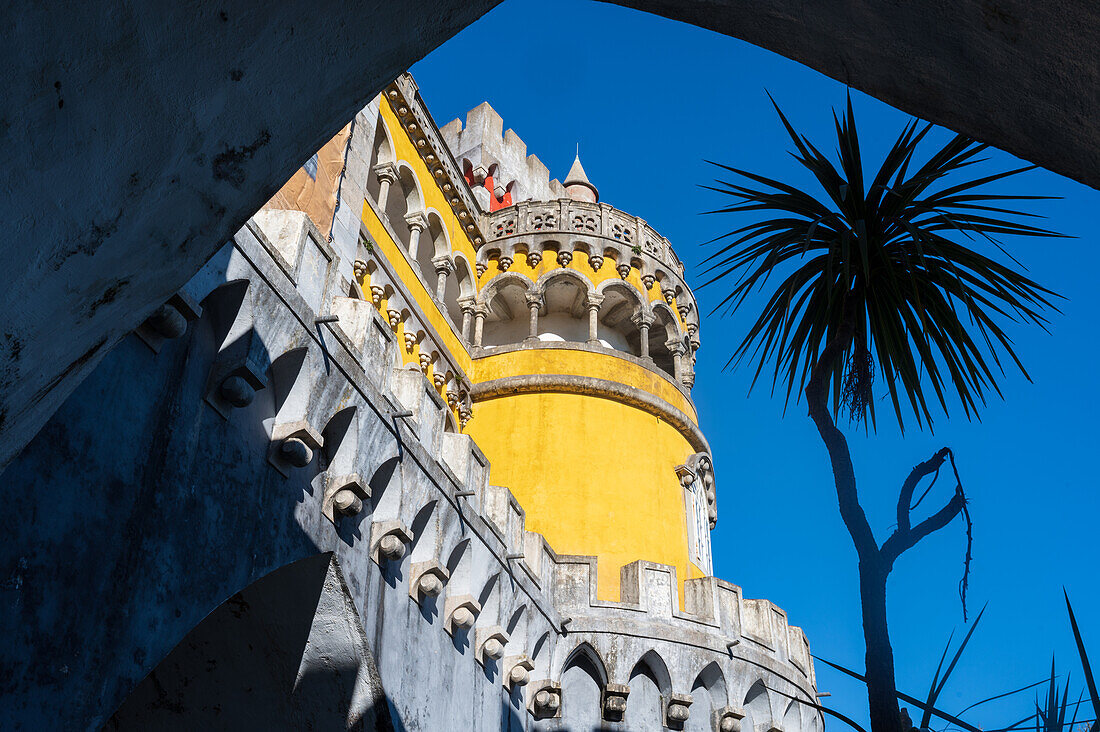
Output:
0,213,818,731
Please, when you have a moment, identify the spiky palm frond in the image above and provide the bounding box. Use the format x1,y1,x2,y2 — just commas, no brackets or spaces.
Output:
702,94,1064,430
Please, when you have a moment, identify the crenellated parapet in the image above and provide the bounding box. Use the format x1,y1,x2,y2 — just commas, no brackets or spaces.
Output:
137,204,822,731
440,102,566,207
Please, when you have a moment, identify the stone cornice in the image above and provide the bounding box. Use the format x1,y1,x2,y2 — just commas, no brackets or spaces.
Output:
386,74,487,249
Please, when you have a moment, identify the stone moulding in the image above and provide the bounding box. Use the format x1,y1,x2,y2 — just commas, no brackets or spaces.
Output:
471,338,696,405
470,373,710,455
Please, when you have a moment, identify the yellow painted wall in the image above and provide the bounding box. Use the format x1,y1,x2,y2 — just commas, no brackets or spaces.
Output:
467,391,705,601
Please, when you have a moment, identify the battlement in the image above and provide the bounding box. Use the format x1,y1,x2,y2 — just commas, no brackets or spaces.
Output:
177,210,815,716
441,102,566,206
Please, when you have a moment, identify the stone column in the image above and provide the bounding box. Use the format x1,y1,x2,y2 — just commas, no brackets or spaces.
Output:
585,294,604,345
404,211,428,262
373,162,398,213
432,255,455,301
633,312,654,360
524,292,543,342
473,304,488,347
667,340,687,383
458,296,476,341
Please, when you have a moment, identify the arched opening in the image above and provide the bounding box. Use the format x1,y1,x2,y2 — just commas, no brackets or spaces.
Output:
385,164,422,250
597,280,645,355
559,643,607,729
420,211,449,282
687,662,727,732
480,274,534,348
106,554,392,730
650,304,681,380
783,699,802,732
626,650,672,728
537,271,589,343
743,680,771,732
365,114,394,203
443,254,474,329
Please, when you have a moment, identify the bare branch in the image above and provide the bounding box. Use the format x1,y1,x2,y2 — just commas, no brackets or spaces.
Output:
896,447,951,536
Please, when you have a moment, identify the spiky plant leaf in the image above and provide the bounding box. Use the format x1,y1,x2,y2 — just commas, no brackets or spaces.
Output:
703,93,1064,430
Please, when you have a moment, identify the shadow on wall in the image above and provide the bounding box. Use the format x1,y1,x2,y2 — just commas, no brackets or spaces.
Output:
106,553,398,731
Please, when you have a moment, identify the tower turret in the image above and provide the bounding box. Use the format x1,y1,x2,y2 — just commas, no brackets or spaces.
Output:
563,153,599,203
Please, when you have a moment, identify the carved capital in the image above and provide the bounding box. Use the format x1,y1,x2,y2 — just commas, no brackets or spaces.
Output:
404,210,429,233
585,293,604,310
602,684,630,722
432,254,455,275
372,161,399,184
631,310,655,328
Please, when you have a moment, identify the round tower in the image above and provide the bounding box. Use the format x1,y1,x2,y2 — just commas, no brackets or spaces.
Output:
466,157,708,601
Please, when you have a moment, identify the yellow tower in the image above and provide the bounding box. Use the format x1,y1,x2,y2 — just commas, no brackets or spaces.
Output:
289,77,716,603
438,103,713,601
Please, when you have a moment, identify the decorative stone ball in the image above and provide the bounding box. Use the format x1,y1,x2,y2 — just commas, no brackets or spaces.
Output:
451,606,475,629
147,303,187,339
483,638,505,660
667,702,691,723
332,489,363,517
604,696,627,714
219,375,254,408
507,664,530,687
378,534,406,561
418,573,443,597
720,715,742,732
535,689,560,713
280,437,313,467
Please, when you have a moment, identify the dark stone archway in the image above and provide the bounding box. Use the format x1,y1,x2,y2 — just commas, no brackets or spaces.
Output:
2,0,1097,468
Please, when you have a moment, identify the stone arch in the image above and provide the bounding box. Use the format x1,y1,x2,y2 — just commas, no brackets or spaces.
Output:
686,661,728,732
424,209,451,258
384,161,424,250
782,698,802,732
649,302,682,380
106,553,392,731
365,112,395,204
320,405,358,477
534,267,594,343
596,278,648,355
407,500,439,564
742,679,773,732
367,455,403,521
626,649,672,727
559,642,608,729
477,271,536,348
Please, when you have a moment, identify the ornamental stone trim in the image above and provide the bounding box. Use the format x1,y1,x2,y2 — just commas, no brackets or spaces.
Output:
470,374,709,456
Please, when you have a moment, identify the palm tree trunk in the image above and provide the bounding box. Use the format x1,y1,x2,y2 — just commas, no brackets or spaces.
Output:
860,557,902,732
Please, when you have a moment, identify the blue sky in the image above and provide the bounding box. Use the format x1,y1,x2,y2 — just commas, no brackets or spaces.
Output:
413,1,1100,726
